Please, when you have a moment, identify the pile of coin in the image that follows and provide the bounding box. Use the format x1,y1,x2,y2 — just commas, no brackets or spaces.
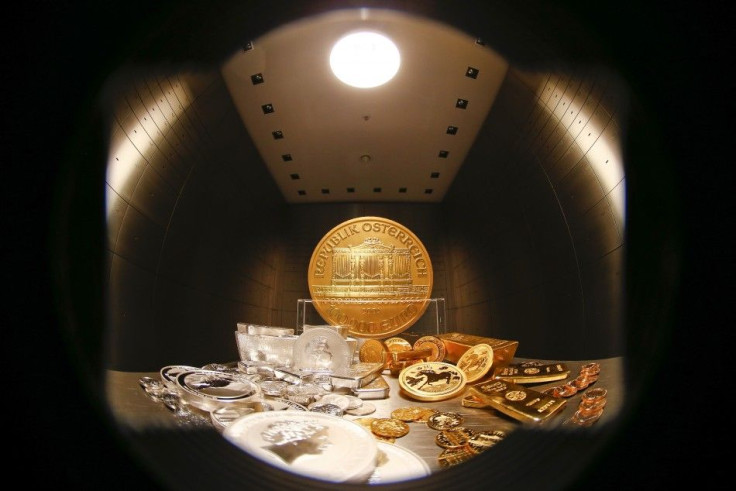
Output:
543,362,600,398
570,387,608,427
423,410,508,468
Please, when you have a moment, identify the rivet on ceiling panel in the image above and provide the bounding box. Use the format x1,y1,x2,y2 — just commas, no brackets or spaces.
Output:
466,67,479,79
261,103,274,114
399,187,407,193
243,41,253,51
321,189,330,194
431,172,440,178
250,73,264,85
272,130,284,139
446,126,458,135
281,154,292,162
298,190,306,196
456,99,468,109
373,187,382,193
347,187,355,193
424,189,433,194
438,150,449,158
290,173,300,180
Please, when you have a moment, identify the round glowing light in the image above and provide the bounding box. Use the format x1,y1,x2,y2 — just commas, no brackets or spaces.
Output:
330,32,400,88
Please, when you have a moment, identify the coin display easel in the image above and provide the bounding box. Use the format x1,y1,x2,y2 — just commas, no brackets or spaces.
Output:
296,297,446,340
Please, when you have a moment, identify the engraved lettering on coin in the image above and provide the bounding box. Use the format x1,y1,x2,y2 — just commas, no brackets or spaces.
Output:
260,420,332,464
307,217,433,339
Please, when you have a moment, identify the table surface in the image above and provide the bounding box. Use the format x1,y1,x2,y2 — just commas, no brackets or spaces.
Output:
106,357,624,477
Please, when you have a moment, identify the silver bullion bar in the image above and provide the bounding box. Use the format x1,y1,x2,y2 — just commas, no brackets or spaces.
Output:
330,362,384,389
352,375,390,399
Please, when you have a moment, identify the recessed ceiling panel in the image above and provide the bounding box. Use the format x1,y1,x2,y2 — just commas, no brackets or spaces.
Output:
221,8,508,203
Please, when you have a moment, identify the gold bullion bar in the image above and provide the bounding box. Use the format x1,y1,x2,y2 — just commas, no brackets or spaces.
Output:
467,379,567,424
492,361,570,384
438,332,518,367
307,217,433,339
390,347,433,362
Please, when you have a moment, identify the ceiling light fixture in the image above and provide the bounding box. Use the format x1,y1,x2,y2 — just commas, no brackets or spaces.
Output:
330,31,400,88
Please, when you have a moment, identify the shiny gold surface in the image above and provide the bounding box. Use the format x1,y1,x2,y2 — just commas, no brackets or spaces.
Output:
371,418,411,438
307,217,433,339
439,333,518,367
467,380,567,424
456,344,494,383
398,362,467,402
359,339,389,365
413,335,446,362
492,361,570,384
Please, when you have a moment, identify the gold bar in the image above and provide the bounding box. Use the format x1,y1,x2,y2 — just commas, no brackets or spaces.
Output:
390,347,433,362
438,332,518,367
466,379,567,424
492,362,570,384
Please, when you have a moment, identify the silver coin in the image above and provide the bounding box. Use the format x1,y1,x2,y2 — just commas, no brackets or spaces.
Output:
345,401,376,416
309,402,344,417
260,380,288,397
292,327,352,372
317,393,351,411
265,398,308,411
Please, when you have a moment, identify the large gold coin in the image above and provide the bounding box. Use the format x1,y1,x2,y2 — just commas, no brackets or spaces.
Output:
308,217,433,339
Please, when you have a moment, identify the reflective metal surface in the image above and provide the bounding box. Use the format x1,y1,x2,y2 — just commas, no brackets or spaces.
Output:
107,357,624,477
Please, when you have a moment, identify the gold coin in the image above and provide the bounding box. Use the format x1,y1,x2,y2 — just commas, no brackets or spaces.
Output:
398,362,467,402
413,335,446,362
435,427,475,449
427,411,464,431
456,343,494,383
414,407,439,423
307,217,433,339
359,339,389,365
437,446,474,467
391,406,425,422
467,430,507,454
384,337,413,353
371,418,410,438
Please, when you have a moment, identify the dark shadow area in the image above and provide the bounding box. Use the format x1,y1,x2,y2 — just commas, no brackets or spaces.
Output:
8,0,730,489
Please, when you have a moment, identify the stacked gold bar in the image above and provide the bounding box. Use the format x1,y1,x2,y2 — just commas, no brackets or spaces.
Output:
438,332,518,368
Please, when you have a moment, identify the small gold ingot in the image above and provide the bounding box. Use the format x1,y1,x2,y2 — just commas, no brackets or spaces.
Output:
390,347,433,362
